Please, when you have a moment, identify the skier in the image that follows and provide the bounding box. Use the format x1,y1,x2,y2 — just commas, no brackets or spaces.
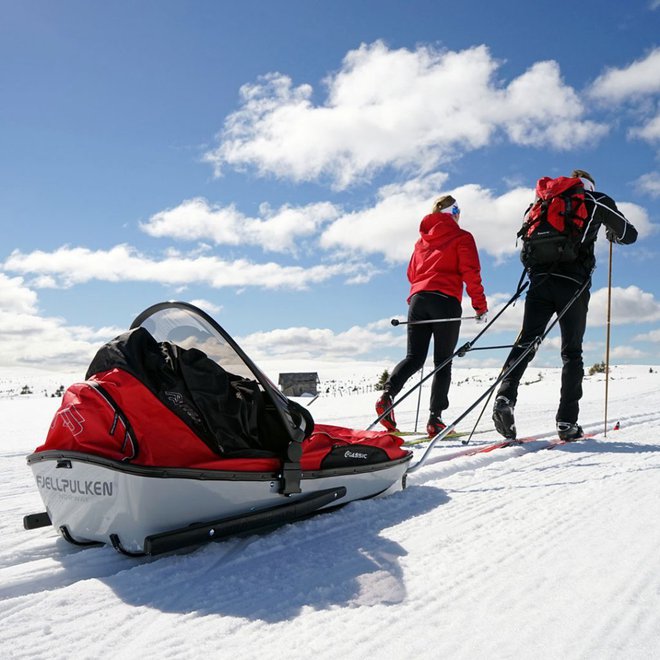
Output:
376,195,488,436
492,169,638,442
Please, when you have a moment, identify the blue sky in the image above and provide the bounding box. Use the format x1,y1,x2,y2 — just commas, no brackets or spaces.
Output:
1,0,659,373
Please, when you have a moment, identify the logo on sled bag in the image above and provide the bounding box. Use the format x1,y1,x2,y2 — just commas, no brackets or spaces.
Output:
518,176,588,268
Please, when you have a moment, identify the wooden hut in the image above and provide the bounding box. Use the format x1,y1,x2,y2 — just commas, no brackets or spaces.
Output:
278,372,320,397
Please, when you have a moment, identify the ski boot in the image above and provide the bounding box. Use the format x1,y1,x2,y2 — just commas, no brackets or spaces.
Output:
557,422,584,442
426,414,447,438
375,391,397,431
493,396,518,442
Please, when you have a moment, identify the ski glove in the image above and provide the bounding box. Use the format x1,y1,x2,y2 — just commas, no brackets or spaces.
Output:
606,227,622,244
475,312,488,324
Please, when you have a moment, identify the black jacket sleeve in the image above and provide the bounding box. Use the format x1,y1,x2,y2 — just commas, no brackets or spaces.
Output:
586,192,638,245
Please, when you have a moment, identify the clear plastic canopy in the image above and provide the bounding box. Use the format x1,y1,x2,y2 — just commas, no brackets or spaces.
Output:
131,301,287,406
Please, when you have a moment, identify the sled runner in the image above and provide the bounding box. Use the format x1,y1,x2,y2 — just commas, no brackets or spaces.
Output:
24,302,411,556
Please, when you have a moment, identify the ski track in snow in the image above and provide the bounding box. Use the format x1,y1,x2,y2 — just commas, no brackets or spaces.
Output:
2,366,660,659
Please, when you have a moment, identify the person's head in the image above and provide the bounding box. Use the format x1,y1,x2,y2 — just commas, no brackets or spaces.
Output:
432,195,460,220
571,169,595,192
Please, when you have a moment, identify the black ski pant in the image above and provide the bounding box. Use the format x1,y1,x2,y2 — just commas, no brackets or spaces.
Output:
386,291,462,415
496,275,590,424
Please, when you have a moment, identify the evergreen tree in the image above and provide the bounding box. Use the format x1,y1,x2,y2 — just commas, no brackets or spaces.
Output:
376,369,390,390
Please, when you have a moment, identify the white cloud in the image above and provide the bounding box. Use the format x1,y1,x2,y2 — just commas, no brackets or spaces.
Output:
142,198,340,254
589,48,660,101
319,176,655,271
67,325,126,342
320,175,534,263
320,173,447,262
501,60,608,148
0,273,38,314
589,286,660,326
205,42,606,189
0,275,122,369
634,328,660,342
0,312,124,370
239,321,403,361
474,285,660,340
3,245,374,291
610,345,646,359
613,202,656,239
189,299,223,315
635,171,660,197
446,184,533,262
630,111,660,144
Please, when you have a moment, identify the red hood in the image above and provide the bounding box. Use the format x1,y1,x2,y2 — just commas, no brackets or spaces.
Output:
419,212,461,247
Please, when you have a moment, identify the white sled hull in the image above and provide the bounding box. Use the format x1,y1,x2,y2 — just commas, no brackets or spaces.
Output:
28,452,410,554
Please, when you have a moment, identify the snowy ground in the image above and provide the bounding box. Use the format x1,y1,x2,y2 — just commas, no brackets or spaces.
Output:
2,364,660,659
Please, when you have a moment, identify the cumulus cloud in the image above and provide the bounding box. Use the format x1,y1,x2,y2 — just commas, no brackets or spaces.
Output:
469,285,660,340
589,48,660,101
239,320,404,361
0,273,38,314
320,174,534,262
3,245,375,290
0,274,122,369
501,60,607,147
610,345,646,359
320,173,447,262
634,328,660,342
204,42,606,189
0,311,121,370
589,285,660,326
635,172,660,197
189,299,223,315
630,112,660,144
320,176,654,265
615,202,656,238
444,184,533,262
141,198,340,254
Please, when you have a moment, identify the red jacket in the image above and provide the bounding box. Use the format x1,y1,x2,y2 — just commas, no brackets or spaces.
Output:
407,211,487,313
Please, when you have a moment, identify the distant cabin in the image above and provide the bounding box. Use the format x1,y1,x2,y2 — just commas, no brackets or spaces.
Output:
278,372,320,397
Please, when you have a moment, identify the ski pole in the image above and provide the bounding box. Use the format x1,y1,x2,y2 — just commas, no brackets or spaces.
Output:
367,274,529,431
407,275,592,473
413,365,423,433
462,387,495,446
604,241,613,437
461,329,524,446
407,337,543,473
391,316,476,326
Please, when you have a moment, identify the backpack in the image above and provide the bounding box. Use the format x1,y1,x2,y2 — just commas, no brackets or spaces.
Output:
518,176,589,268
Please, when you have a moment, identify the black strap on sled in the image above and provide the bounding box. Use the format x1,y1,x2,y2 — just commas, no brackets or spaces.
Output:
89,381,140,461
280,439,303,495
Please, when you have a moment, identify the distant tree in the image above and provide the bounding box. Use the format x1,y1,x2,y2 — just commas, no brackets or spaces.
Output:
588,361,606,376
376,369,390,390
20,385,33,395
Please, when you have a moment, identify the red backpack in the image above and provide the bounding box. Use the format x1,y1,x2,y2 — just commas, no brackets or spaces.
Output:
518,176,589,268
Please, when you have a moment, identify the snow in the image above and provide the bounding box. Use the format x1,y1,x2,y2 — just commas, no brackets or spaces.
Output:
2,364,660,659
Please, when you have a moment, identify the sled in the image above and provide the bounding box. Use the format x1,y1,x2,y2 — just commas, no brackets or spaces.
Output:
24,302,411,556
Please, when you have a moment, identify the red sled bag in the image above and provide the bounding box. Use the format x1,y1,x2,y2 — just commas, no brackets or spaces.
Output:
302,424,408,470
37,369,282,471
39,372,408,471
518,176,589,268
